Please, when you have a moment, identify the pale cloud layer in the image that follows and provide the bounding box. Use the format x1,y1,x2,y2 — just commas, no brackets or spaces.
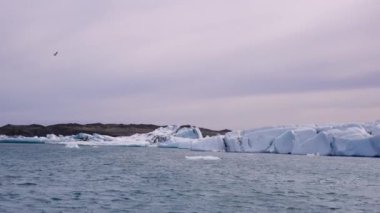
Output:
1,1,379,129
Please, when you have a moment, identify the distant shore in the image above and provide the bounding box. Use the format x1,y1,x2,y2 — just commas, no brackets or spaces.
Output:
0,123,230,137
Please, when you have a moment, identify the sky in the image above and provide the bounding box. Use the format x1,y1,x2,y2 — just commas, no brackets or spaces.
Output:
0,0,379,130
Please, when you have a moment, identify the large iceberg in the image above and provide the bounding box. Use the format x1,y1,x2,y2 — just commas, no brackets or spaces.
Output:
222,122,380,157
1,121,380,158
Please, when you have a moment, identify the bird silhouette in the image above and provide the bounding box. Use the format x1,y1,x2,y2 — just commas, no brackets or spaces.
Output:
53,51,58,56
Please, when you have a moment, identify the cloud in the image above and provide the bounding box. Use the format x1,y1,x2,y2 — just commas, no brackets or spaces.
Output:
0,0,379,128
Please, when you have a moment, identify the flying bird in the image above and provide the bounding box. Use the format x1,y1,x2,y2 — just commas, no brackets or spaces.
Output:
53,51,58,56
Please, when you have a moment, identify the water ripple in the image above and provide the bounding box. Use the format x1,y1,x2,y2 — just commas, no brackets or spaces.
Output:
0,144,379,212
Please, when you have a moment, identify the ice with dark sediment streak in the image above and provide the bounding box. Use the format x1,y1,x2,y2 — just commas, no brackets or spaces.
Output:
1,122,380,157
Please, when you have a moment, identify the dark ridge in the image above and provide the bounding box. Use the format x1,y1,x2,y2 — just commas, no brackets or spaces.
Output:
178,124,231,137
0,123,161,137
199,128,231,137
0,123,230,137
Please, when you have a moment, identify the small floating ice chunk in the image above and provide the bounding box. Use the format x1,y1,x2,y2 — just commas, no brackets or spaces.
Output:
185,156,221,160
306,153,320,157
65,143,80,149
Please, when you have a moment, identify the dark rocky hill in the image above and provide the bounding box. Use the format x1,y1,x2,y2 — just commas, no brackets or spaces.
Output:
0,123,230,137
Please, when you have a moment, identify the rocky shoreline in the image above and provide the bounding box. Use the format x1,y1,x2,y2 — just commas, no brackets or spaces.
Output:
0,123,230,137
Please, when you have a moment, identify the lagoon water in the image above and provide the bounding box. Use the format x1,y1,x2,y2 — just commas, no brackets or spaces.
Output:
0,143,379,212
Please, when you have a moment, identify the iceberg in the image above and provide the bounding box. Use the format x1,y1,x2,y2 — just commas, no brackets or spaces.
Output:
240,127,292,153
224,131,243,152
1,121,380,157
221,122,380,157
318,127,377,157
271,128,328,155
0,135,45,144
272,130,295,154
332,137,377,157
157,126,203,149
324,126,370,139
371,124,380,136
370,135,380,155
292,132,331,156
191,136,225,152
158,136,194,149
174,126,203,139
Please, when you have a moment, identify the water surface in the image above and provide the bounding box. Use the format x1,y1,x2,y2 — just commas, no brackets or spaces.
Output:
0,143,379,212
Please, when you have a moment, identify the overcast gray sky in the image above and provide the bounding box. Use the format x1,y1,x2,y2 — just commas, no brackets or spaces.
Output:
1,0,379,129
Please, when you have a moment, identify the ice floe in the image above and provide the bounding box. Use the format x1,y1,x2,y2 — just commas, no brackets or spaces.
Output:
65,143,80,149
185,156,221,160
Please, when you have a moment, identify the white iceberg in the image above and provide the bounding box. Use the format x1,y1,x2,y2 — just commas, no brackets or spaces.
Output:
292,132,331,156
272,130,295,154
1,121,380,158
240,127,292,153
174,126,203,139
158,126,203,149
370,135,380,156
332,137,377,157
158,136,194,149
224,131,243,152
